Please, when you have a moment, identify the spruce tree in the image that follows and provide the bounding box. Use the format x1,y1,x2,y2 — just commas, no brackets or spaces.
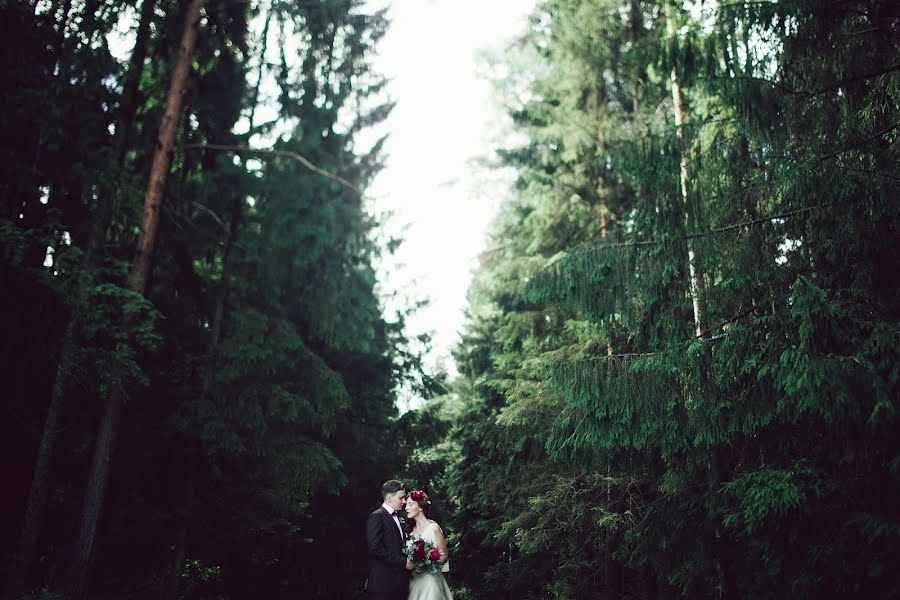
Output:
449,1,899,598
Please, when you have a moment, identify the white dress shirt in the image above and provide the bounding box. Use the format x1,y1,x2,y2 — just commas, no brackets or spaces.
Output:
381,502,405,539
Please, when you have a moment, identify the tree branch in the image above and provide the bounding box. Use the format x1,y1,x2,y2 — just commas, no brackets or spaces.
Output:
185,143,359,193
722,63,900,97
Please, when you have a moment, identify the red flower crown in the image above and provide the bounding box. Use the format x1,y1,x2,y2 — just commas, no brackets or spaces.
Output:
410,490,430,504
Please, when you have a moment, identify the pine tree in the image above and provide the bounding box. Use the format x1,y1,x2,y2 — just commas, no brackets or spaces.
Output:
1,0,423,596
449,0,899,597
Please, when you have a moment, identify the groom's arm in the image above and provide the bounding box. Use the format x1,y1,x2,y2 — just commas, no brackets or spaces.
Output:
366,512,406,569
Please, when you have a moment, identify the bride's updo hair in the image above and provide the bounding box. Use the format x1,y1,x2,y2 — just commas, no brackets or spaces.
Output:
406,489,432,534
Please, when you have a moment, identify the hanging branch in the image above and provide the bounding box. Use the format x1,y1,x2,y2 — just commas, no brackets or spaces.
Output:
540,303,757,375
675,204,821,243
186,143,359,193
481,112,888,264
523,201,821,321
531,203,821,266
517,115,895,267
523,201,819,341
556,333,730,362
722,63,900,97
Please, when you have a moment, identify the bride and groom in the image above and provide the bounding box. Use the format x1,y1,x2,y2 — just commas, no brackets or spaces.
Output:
365,480,453,600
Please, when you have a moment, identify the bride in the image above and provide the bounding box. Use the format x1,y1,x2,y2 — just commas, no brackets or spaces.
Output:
405,490,453,600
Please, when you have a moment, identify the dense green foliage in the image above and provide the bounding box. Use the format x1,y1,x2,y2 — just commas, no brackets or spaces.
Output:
1,0,433,597
4,1,899,599
445,1,899,599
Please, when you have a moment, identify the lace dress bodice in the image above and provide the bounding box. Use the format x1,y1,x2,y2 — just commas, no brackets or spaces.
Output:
408,520,453,600
413,521,449,573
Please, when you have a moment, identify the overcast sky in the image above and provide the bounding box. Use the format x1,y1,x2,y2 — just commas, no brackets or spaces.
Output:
362,0,536,379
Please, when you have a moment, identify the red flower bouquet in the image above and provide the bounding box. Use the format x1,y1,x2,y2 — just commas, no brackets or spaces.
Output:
404,536,442,574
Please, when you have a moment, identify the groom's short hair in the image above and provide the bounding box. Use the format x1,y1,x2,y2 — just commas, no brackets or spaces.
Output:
381,479,405,498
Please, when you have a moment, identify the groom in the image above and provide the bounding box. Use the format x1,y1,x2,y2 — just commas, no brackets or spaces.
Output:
365,479,415,600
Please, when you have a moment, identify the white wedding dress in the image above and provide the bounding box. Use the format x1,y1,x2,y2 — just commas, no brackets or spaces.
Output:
407,520,453,600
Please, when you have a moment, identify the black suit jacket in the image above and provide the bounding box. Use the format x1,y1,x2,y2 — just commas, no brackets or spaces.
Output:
365,506,408,594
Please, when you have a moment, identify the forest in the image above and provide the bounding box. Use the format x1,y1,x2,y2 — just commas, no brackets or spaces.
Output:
1,0,898,599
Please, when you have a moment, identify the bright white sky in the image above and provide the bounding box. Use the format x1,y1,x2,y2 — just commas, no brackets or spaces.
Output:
362,0,536,379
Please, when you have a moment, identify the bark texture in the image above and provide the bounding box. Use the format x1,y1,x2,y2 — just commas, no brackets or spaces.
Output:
65,2,205,597
665,0,706,337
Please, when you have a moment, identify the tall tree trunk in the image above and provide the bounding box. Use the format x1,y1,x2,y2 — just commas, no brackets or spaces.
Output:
665,0,706,338
597,128,610,241
63,388,122,600
2,320,76,599
115,0,158,164
130,0,204,296
629,0,643,113
596,126,614,357
666,9,726,598
4,3,158,597
65,1,205,597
